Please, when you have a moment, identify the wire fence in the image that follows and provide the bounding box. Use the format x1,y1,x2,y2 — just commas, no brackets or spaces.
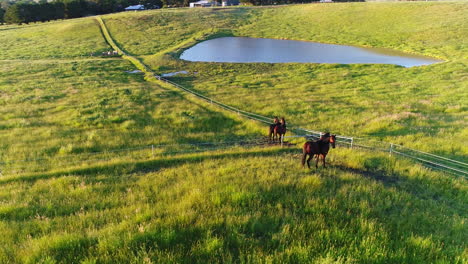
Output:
158,77,467,179
0,138,281,176
3,18,466,179
1,133,466,178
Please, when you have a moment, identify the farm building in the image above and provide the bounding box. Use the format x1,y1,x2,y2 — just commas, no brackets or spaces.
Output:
189,0,217,7
124,4,145,11
189,0,238,7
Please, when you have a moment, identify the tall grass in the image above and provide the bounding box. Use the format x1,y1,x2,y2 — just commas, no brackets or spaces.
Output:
0,3,466,263
0,18,109,60
0,59,263,174
0,148,466,263
100,2,467,159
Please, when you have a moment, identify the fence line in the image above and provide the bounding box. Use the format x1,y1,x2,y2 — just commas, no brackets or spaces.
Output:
0,138,282,175
0,138,278,166
392,150,467,176
3,17,460,178
159,76,467,178
1,132,466,178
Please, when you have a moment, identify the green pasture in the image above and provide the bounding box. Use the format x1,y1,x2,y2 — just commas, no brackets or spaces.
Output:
1,148,467,263
101,2,467,160
0,18,109,60
0,2,467,263
0,58,262,174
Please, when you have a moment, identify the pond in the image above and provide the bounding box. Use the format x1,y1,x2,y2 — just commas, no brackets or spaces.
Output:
180,37,442,67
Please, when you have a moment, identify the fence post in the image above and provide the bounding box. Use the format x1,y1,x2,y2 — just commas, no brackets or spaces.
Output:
390,143,394,156
350,137,354,149
151,145,154,157
281,135,284,147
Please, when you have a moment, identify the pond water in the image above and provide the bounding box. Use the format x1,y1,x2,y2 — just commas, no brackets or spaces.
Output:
180,37,442,67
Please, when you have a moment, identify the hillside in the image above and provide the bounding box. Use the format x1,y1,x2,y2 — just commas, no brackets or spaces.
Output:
0,2,467,263
102,2,467,159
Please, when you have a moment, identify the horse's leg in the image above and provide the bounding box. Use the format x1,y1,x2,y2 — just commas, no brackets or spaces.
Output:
307,154,313,169
301,153,308,168
323,154,327,168
315,154,320,168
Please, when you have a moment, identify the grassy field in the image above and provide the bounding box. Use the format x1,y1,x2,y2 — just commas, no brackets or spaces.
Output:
0,2,467,263
0,58,262,174
100,2,467,160
0,18,110,60
1,148,466,263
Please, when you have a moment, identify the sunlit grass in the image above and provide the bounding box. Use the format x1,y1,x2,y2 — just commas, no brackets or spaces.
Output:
0,59,264,174
0,148,466,263
0,18,109,60
0,2,466,263
100,2,468,160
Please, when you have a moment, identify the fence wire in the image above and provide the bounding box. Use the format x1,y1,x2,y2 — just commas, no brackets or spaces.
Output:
158,77,467,179
1,19,465,178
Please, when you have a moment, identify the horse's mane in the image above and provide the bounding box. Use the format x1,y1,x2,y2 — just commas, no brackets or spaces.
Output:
317,132,330,143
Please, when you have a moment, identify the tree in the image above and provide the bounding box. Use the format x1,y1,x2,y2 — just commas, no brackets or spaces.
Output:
140,0,162,8
51,1,65,20
62,0,86,18
0,8,4,24
4,4,25,24
1,0,11,11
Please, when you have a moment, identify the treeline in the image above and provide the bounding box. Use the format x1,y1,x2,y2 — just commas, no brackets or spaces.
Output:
0,0,366,25
0,0,162,24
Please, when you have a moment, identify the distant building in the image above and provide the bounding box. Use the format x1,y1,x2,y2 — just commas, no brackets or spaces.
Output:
124,4,145,11
189,0,218,7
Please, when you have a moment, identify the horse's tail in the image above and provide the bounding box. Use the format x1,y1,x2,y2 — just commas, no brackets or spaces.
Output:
301,142,308,167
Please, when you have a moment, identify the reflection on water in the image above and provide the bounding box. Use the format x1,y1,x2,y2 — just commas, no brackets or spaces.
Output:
180,37,442,67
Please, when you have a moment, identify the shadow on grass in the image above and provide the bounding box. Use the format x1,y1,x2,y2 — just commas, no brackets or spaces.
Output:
123,166,466,263
2,148,466,263
0,147,297,185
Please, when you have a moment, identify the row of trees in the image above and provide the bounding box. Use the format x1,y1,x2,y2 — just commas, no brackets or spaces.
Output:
0,0,162,24
0,0,366,25
3,1,82,24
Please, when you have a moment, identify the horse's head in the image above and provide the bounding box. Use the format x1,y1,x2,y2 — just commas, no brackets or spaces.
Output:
273,116,279,123
280,117,286,125
330,135,336,148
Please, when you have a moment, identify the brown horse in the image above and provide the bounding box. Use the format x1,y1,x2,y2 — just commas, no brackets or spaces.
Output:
302,133,336,168
269,117,287,142
274,117,287,142
268,117,280,142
